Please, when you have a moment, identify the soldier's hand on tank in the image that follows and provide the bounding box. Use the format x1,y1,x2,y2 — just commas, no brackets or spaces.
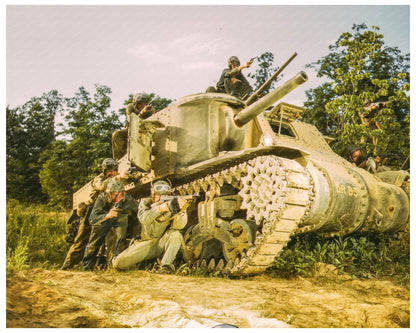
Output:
141,105,153,114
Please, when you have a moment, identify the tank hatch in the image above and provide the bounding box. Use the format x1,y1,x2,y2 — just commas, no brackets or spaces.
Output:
266,102,304,123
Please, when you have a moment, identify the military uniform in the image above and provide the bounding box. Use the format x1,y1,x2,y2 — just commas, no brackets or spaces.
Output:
224,67,253,100
82,191,138,271
216,67,252,100
112,197,187,271
60,173,114,270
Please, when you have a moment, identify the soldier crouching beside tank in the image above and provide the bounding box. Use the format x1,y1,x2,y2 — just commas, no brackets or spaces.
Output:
112,93,154,160
112,179,194,274
82,180,138,271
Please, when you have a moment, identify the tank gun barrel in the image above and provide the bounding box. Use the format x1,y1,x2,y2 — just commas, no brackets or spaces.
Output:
234,71,308,127
245,52,298,106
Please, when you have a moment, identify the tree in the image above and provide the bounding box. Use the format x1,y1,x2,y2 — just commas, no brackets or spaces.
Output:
39,85,121,208
6,91,63,202
302,24,410,168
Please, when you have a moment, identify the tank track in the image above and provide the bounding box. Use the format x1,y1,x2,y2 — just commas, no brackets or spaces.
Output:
174,154,314,276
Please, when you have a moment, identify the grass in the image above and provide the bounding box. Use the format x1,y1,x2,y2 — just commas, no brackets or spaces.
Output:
268,230,410,285
6,199,410,286
6,199,68,273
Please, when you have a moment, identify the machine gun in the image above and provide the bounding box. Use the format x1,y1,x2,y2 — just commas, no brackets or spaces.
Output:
159,193,200,202
159,194,200,215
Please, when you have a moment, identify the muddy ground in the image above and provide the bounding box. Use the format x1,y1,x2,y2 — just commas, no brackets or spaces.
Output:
5,263,410,329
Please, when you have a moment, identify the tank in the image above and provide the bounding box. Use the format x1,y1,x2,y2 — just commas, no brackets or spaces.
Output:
74,70,410,276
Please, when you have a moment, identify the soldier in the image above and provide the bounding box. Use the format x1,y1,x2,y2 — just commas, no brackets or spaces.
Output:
112,179,193,273
112,93,154,160
60,158,120,270
216,56,253,100
82,179,138,271
347,145,384,173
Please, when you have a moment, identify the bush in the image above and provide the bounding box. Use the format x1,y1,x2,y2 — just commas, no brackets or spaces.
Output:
269,230,410,284
6,199,68,272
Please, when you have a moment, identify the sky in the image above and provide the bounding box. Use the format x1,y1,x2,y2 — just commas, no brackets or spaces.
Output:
4,1,412,113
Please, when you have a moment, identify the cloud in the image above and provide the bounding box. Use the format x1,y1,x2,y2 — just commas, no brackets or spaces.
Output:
127,42,170,63
127,33,229,67
180,60,219,71
169,33,226,56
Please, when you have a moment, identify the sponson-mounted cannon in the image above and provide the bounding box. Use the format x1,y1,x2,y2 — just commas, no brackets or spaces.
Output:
73,67,409,276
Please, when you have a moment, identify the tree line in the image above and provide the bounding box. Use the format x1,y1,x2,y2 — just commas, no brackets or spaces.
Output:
6,24,410,209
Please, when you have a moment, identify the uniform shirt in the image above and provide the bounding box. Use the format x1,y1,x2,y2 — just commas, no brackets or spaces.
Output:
138,198,173,240
224,67,253,99
216,67,252,99
89,192,138,225
89,174,112,203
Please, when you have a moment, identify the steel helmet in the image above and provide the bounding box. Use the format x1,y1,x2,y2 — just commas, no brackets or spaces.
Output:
106,180,125,193
133,93,148,103
101,158,118,172
228,56,240,66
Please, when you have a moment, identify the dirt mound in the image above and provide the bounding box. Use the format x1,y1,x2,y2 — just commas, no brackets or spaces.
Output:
6,267,409,328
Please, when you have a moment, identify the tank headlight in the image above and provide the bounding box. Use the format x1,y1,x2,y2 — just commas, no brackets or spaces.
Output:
262,134,274,146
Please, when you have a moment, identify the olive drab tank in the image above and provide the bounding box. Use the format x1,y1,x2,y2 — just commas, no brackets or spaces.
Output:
74,69,410,277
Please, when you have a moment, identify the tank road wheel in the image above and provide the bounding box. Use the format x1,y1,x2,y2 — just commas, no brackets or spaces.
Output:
222,219,256,262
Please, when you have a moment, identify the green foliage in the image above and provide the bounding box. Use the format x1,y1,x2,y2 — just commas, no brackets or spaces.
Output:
6,238,30,272
302,24,410,167
6,84,173,209
6,90,63,202
269,231,409,284
39,85,122,208
6,199,68,272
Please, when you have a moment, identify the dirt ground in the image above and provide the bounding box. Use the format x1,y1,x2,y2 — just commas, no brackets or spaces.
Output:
6,264,410,328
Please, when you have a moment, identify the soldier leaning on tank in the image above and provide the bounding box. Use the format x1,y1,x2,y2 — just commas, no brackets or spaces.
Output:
112,179,194,274
213,56,253,100
347,145,389,173
112,93,154,161
61,158,120,270
82,179,139,271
